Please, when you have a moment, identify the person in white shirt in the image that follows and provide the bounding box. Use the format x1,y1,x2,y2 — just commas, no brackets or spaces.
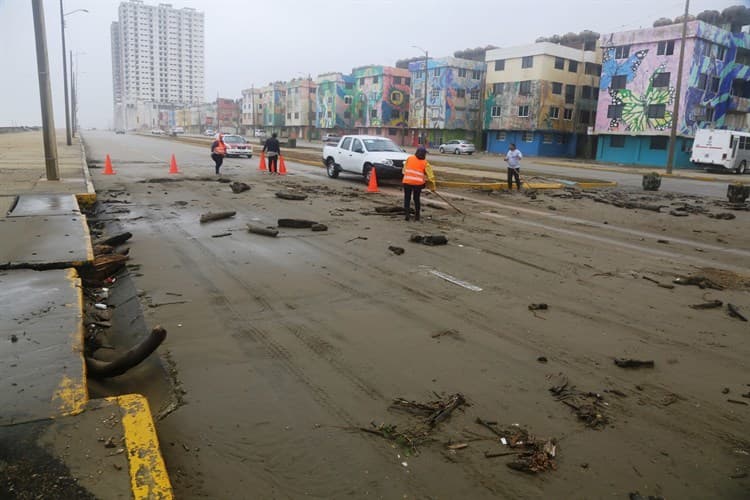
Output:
504,143,523,190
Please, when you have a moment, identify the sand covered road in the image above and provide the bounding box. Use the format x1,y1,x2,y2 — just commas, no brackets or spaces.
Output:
88,148,749,498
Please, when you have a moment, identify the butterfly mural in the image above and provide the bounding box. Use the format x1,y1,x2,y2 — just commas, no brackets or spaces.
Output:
599,48,649,90
608,65,675,132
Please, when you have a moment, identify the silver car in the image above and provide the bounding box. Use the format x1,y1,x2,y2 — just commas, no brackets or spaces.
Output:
439,140,476,155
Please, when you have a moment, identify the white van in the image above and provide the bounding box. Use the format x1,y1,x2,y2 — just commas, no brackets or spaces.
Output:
690,129,750,174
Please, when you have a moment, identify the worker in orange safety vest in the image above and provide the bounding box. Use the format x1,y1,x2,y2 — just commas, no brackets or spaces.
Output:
402,146,436,222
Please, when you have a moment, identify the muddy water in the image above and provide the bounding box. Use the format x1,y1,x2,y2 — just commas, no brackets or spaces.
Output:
85,132,750,499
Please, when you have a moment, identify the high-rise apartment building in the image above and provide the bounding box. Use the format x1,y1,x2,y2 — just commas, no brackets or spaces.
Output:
111,0,204,130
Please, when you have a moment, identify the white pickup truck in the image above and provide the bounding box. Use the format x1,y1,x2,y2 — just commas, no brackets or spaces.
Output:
322,135,409,183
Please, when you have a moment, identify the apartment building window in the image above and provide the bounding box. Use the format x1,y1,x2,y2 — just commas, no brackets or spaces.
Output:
431,109,440,118
581,86,592,99
431,89,440,98
563,108,573,120
458,68,467,77
607,104,623,119
716,44,727,61
328,96,334,105
710,77,720,93
565,85,576,104
372,76,379,83
405,78,411,85
614,45,630,59
657,40,675,56
472,70,481,79
568,60,578,72
610,135,626,148
494,60,504,71
294,112,299,119
522,56,534,69
549,106,560,119
432,68,440,76
287,112,291,119
344,111,351,119
554,57,565,70
370,109,377,118
650,136,668,150
470,89,480,100
343,95,352,105
326,111,332,118
388,128,398,135
496,131,506,141
543,134,554,144
611,75,627,90
647,104,666,119
579,110,591,124
735,47,750,65
518,105,530,117
704,106,714,123
491,106,502,117
519,80,531,95
653,72,671,88
257,104,262,109
522,131,534,142
345,82,354,89
393,76,402,84
392,110,400,119
404,111,409,120
493,82,504,94
456,88,466,98
415,88,422,98
552,82,562,94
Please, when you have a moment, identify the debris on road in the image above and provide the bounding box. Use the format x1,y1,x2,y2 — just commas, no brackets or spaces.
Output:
537,356,548,363
727,399,748,406
614,358,655,369
642,275,674,289
389,393,466,428
707,212,736,220
311,223,328,232
689,299,723,310
642,172,661,191
430,329,460,339
629,491,665,500
528,303,548,311
374,206,405,214
211,232,232,238
345,236,368,243
429,270,482,292
229,182,251,193
727,182,749,204
247,224,279,238
474,419,557,473
548,374,609,428
78,254,129,284
95,231,133,247
727,303,748,322
275,191,307,201
85,326,167,378
278,218,316,228
673,275,724,290
410,234,448,246
200,211,236,223
388,246,405,255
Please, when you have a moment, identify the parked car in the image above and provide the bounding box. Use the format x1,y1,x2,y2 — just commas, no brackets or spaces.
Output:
322,133,341,144
322,135,408,182
254,129,266,138
203,128,215,137
438,139,476,155
150,129,164,135
115,129,126,135
221,134,253,158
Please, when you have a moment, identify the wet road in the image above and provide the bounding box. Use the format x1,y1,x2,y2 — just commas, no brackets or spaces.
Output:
83,131,749,499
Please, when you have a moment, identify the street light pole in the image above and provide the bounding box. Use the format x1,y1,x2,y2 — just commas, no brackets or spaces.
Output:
59,1,71,145
666,0,690,174
412,45,429,146
32,0,59,181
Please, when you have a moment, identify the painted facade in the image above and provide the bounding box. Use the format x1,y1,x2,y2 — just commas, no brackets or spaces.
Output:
240,88,262,130
484,42,601,157
315,72,355,130
351,65,410,140
285,78,317,139
595,21,750,167
408,57,486,146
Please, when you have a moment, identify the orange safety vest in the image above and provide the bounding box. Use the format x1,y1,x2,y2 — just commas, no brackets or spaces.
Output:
214,137,226,155
402,155,427,185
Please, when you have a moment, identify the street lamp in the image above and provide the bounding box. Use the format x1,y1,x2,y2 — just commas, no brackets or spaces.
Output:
412,45,428,146
71,52,86,136
60,2,88,145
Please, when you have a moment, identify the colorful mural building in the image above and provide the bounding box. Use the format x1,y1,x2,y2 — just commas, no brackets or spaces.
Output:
408,57,486,147
315,72,356,132
284,77,317,140
350,65,411,143
483,42,601,157
240,87,262,133
595,20,750,168
216,97,241,134
258,82,287,133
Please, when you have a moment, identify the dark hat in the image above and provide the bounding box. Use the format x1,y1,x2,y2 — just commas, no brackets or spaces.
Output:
415,146,427,159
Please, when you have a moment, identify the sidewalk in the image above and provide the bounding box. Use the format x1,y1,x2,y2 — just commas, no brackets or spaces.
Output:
0,131,172,498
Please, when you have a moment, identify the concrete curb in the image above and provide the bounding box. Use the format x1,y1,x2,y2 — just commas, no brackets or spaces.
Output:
76,135,97,208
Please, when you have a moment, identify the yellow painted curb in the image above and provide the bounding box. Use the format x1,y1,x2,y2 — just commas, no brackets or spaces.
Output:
436,180,565,190
576,181,618,188
114,394,173,500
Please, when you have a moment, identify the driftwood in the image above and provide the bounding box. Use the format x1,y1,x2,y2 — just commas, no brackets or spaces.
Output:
200,211,236,223
689,299,723,309
389,246,405,255
374,206,405,214
85,326,167,378
728,303,748,322
95,231,132,247
77,254,129,283
278,218,316,228
614,358,654,368
230,182,251,193
275,192,308,201
311,223,328,232
673,275,724,290
93,244,115,255
247,224,279,237
410,234,448,246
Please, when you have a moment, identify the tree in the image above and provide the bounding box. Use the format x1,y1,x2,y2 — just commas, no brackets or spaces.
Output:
653,17,674,27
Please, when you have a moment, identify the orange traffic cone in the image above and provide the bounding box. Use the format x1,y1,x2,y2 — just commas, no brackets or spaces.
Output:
103,154,115,175
278,155,287,175
366,167,379,193
169,154,180,174
258,151,267,171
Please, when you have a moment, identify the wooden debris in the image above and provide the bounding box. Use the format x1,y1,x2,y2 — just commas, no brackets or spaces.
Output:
728,303,748,322
614,358,655,369
707,212,736,220
549,374,609,428
200,211,236,223
374,206,405,214
230,182,251,193
311,223,328,232
275,191,308,201
211,232,232,238
410,234,448,246
673,275,724,290
528,303,548,311
77,254,129,283
389,393,466,428
388,246,405,255
447,443,468,450
247,224,279,237
95,231,132,247
278,218,316,228
727,399,748,406
345,236,368,243
689,300,723,310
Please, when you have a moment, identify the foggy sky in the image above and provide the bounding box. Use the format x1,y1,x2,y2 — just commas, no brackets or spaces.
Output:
0,0,739,129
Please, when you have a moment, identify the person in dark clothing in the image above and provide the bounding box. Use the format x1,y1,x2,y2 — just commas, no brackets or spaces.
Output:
210,134,226,175
263,133,281,174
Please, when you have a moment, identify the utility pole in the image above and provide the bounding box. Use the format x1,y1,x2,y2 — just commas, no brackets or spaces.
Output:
423,51,428,145
32,0,60,181
59,0,71,145
666,0,690,174
71,52,77,136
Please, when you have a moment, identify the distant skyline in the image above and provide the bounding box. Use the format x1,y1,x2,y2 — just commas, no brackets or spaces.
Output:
0,0,740,128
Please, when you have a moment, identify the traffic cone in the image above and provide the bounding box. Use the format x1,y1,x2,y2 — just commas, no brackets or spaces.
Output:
169,154,180,174
278,155,287,175
258,151,267,171
366,167,379,193
103,154,115,175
